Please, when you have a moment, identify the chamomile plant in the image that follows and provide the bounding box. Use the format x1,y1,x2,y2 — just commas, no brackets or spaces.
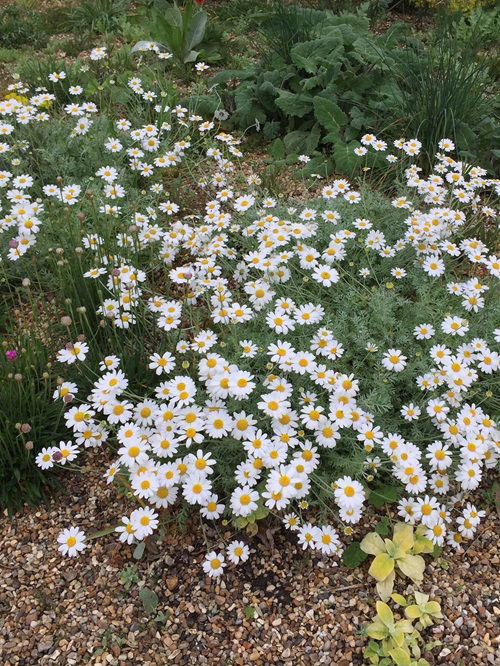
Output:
0,47,497,577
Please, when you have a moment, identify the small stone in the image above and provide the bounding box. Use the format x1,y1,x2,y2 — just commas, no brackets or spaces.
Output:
38,641,53,653
166,576,178,591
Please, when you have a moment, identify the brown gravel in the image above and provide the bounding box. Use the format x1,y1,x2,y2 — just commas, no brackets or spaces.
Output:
0,459,499,666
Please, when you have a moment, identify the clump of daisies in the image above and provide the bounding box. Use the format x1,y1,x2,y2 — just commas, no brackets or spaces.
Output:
3,50,497,577
42,123,498,578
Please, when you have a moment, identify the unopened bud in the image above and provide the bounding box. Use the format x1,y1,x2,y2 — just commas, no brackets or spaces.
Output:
25,441,34,450
52,450,63,461
14,373,22,382
22,278,31,287
21,423,31,433
60,316,72,327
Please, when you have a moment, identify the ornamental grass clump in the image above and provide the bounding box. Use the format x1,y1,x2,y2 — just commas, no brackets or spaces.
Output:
0,46,498,576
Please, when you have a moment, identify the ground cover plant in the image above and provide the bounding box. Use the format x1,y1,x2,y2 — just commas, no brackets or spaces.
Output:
1,40,498,566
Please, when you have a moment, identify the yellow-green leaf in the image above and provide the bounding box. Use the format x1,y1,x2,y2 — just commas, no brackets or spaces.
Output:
360,531,386,555
404,604,422,619
376,600,393,627
389,646,411,666
397,553,425,582
397,619,414,633
376,569,395,601
414,591,428,605
393,523,414,552
413,535,434,554
365,620,387,641
391,593,407,607
392,628,405,646
369,553,395,581
425,601,442,615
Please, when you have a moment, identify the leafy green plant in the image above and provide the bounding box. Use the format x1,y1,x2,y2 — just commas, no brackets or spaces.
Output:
402,592,443,629
258,2,325,64
364,600,416,666
120,565,139,590
133,0,208,65
360,523,434,601
0,309,64,512
391,14,499,169
139,587,159,615
364,593,443,665
65,0,130,36
0,2,49,49
363,598,440,666
210,9,407,173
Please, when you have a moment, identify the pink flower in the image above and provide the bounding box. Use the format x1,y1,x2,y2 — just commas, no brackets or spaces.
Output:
6,349,18,361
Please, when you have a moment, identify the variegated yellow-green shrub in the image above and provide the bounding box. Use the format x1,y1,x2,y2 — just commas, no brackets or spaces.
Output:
403,592,444,630
360,523,434,601
364,595,443,666
364,600,425,666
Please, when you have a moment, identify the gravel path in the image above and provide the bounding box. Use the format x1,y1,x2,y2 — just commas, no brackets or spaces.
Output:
1,460,498,665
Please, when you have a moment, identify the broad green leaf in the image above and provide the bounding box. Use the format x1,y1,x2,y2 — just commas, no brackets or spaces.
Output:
275,91,313,118
209,70,256,85
374,517,391,537
397,554,425,583
290,35,343,74
183,49,199,64
269,138,285,160
342,541,368,568
368,485,401,508
185,11,207,51
369,553,395,581
360,531,385,556
283,130,310,154
313,97,347,133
